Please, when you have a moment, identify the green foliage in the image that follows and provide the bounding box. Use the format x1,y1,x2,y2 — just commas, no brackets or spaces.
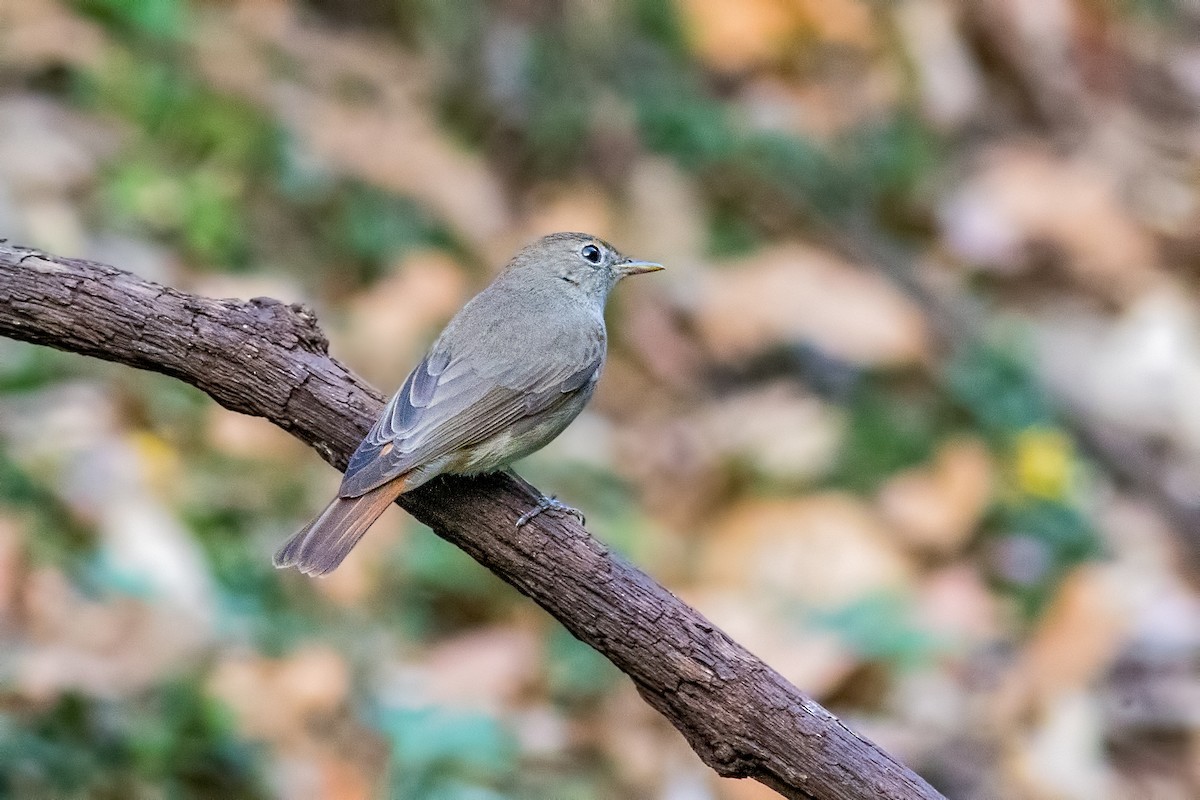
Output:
73,0,188,42
519,459,649,561
1108,0,1179,19
124,371,212,441
0,445,94,565
626,65,736,170
407,0,489,53
826,340,1103,620
102,159,247,264
71,6,462,281
67,2,280,268
183,502,302,646
946,341,1103,616
625,0,688,55
177,449,321,649
82,52,276,170
522,32,594,177
377,706,517,800
375,526,522,639
831,379,948,493
80,49,279,267
0,684,267,799
809,593,945,668
945,341,1056,441
985,499,1102,621
0,342,81,393
707,201,762,257
545,626,620,705
738,131,852,218
841,111,941,211
401,528,508,604
334,183,454,280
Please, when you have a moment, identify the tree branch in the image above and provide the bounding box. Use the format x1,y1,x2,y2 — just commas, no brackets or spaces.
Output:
0,243,944,800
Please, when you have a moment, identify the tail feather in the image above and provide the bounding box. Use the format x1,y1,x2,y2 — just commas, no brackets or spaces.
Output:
274,477,407,577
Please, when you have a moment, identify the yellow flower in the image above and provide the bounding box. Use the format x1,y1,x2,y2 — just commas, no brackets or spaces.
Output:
1014,427,1073,500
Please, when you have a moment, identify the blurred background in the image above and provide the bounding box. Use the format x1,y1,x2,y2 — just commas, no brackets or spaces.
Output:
1,0,1199,798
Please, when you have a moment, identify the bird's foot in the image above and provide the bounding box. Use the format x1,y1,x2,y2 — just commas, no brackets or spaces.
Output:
515,495,585,528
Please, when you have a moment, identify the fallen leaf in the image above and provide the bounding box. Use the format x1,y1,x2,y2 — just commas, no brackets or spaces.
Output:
692,243,930,367
877,436,994,555
342,249,469,387
698,382,844,485
700,493,915,607
939,145,1161,301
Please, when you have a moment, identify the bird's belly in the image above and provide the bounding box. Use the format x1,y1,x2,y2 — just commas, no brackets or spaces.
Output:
451,392,590,476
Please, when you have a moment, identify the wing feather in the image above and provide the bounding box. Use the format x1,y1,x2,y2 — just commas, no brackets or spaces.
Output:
338,323,603,498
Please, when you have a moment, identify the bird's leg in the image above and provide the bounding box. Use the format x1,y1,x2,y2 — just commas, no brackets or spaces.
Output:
515,495,586,528
504,470,585,528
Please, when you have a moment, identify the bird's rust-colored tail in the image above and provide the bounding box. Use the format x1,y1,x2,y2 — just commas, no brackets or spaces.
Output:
273,476,407,577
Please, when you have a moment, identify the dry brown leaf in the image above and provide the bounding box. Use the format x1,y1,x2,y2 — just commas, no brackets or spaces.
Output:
940,145,1162,301
17,569,210,700
296,98,512,256
611,405,728,529
697,382,844,484
1034,289,1200,455
0,516,23,625
678,0,800,73
700,493,914,607
620,156,707,268
692,243,930,367
684,588,859,697
719,774,795,800
894,0,985,129
342,250,469,387
208,655,289,741
792,0,876,47
192,4,512,256
421,626,541,712
518,183,617,253
208,645,351,743
679,0,875,74
0,96,110,192
206,406,309,461
1007,692,1113,800
618,292,706,390
1095,497,1200,651
277,645,352,718
912,563,1001,642
996,565,1130,724
738,75,898,141
595,682,682,787
877,437,994,555
311,752,376,800
0,0,107,73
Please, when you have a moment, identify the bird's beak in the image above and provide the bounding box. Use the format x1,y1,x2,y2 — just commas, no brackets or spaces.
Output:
616,259,665,276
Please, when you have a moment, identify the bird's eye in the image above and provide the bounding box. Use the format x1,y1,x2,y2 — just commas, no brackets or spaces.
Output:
580,244,602,264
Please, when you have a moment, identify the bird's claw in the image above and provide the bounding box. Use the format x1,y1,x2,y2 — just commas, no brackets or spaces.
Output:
515,495,585,528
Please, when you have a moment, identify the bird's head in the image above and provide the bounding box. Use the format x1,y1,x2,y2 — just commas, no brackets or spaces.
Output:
510,232,663,304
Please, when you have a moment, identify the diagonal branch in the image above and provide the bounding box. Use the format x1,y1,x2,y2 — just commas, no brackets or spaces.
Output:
0,242,944,800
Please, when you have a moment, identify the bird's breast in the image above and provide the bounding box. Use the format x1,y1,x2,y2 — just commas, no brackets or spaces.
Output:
449,386,593,476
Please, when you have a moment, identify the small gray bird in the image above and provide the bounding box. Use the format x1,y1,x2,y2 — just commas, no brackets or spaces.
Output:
274,232,662,576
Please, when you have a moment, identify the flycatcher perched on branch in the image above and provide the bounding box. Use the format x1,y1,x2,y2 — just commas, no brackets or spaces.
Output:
274,232,662,576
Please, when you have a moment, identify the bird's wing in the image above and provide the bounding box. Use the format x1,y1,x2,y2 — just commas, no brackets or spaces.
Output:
337,326,604,498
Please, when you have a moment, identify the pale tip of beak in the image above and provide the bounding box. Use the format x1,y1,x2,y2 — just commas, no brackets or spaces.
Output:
619,260,665,276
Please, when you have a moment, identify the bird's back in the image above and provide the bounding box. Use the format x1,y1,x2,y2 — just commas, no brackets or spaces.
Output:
437,267,607,390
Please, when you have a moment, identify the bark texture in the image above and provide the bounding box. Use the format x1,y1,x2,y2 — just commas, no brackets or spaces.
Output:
0,242,945,800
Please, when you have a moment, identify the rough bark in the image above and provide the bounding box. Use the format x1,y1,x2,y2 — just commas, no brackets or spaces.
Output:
0,242,945,800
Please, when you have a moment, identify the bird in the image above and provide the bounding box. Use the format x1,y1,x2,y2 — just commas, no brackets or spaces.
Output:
274,232,663,576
